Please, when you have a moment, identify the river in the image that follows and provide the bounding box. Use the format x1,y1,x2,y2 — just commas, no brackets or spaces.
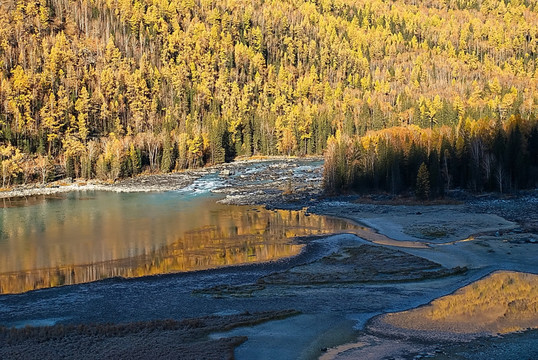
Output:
0,173,356,295
1,160,536,360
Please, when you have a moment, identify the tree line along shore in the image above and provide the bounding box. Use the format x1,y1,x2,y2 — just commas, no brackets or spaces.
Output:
323,115,538,197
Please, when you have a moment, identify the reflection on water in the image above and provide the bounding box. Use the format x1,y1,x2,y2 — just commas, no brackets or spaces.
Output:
0,191,357,294
384,271,538,334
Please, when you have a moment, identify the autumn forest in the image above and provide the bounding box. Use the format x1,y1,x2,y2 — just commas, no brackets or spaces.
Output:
0,0,537,194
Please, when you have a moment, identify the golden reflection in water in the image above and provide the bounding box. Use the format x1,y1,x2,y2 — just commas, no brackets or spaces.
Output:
0,194,358,294
383,271,538,334
346,227,429,248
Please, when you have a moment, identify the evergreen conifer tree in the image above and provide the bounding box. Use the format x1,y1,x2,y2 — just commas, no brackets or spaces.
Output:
416,162,430,200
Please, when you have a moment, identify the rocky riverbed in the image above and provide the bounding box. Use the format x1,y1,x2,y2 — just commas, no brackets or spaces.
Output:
0,156,323,205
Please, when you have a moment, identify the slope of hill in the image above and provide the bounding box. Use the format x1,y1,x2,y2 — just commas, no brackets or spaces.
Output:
0,0,537,185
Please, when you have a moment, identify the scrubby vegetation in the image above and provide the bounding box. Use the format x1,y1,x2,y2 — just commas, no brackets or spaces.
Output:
0,0,537,185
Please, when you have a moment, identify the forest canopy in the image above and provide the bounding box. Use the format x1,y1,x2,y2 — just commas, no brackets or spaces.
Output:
0,0,537,186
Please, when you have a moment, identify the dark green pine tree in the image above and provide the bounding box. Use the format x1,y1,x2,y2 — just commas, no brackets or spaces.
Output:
428,149,442,198
161,136,173,173
492,127,506,192
242,119,253,157
527,125,538,188
415,162,430,201
406,142,426,189
209,117,226,164
65,156,75,179
506,123,525,190
129,144,141,176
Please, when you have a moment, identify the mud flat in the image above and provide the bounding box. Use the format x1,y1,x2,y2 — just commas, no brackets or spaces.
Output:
320,330,538,360
192,237,471,359
310,198,538,360
195,243,467,296
0,310,298,360
310,200,537,271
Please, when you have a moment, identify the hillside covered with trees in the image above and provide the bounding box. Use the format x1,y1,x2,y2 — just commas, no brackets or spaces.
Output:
0,0,537,187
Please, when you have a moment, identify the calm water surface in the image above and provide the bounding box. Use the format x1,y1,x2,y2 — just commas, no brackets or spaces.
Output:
0,188,354,294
